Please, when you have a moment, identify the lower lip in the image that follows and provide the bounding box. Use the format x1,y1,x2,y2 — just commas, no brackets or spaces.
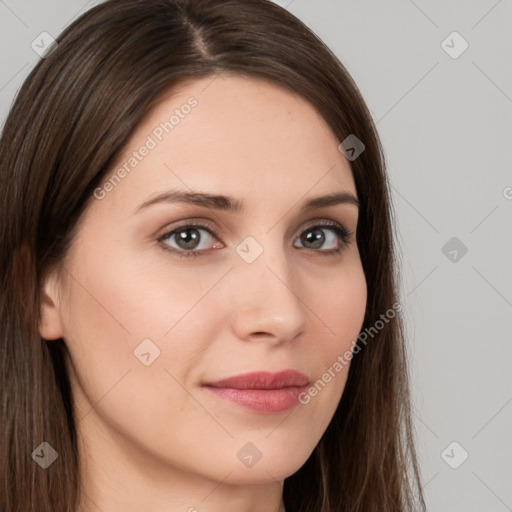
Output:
202,385,308,414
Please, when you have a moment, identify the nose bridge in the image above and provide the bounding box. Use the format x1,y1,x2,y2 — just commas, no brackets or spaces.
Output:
231,232,307,340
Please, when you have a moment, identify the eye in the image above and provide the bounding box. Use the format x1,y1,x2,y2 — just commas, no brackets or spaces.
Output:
158,220,353,259
158,221,220,258
293,222,352,255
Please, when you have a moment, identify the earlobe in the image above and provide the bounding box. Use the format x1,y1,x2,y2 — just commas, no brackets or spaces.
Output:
38,273,65,340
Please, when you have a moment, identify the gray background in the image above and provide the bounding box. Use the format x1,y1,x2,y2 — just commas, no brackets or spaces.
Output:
1,0,511,510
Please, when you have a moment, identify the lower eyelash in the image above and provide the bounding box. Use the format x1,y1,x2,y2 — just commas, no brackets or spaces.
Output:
158,222,353,258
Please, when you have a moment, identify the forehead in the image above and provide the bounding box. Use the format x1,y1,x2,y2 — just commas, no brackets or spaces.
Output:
97,74,356,212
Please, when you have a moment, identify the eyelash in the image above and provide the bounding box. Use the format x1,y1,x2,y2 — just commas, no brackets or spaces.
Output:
157,220,354,259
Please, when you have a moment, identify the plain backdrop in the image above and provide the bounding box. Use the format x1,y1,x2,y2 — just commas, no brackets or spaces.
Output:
1,1,511,510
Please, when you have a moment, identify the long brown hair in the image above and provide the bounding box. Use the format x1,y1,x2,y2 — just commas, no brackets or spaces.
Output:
0,1,426,510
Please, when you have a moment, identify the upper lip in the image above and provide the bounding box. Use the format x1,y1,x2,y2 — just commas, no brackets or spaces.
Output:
202,370,310,390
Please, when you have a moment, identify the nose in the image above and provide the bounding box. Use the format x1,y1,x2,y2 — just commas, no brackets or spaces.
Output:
229,242,308,344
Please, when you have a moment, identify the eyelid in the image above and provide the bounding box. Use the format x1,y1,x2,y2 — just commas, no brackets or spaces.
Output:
295,218,349,235
158,218,216,235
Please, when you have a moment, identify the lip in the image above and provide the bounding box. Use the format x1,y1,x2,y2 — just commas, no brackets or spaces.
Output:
202,370,310,414
203,370,310,389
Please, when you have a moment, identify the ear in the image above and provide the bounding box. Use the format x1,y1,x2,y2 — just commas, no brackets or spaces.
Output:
39,271,65,340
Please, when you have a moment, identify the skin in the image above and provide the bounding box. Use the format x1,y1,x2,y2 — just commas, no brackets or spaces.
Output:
39,74,367,512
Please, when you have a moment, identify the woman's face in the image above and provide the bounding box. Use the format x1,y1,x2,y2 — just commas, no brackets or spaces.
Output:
40,74,367,507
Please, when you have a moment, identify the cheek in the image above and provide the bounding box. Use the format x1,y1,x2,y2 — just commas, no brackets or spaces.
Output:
291,260,366,423
305,264,366,408
59,244,222,395
59,254,212,451
67,235,220,338
316,261,367,360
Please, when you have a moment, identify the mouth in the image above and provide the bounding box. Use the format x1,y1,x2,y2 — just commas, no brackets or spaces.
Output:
201,370,310,414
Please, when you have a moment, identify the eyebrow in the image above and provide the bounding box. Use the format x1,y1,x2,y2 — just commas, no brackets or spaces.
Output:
134,189,360,214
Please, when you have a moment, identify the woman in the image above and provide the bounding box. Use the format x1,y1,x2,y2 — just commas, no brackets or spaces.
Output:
0,0,426,510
